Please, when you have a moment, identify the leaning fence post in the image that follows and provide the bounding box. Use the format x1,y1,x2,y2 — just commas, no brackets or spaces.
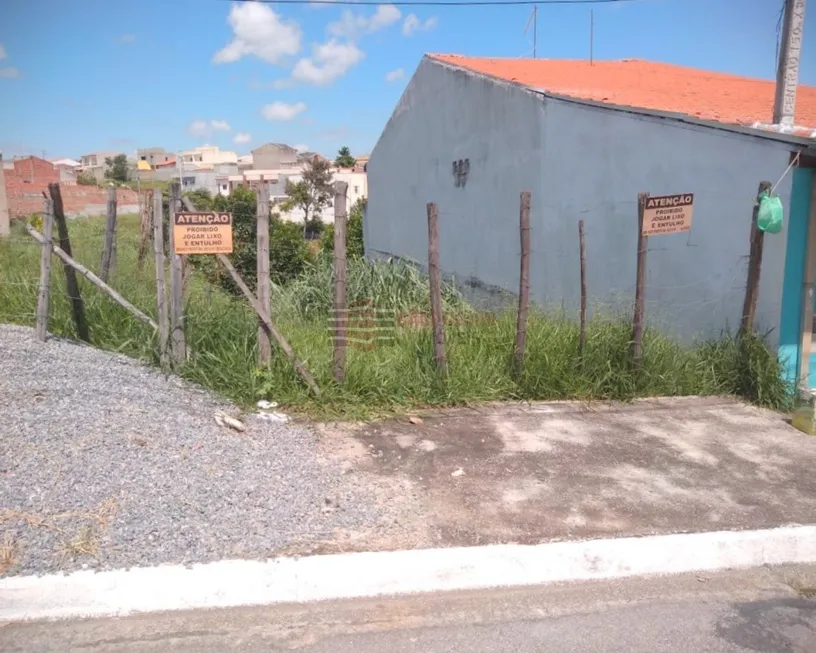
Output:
631,192,649,365
167,182,186,365
333,181,349,383
513,191,531,376
216,253,321,396
100,185,117,282
35,198,55,342
27,224,159,331
153,189,170,367
256,177,272,366
49,183,90,342
427,202,447,375
740,181,773,338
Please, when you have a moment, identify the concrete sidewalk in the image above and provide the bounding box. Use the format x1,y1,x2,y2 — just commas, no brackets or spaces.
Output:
5,396,816,622
314,396,816,552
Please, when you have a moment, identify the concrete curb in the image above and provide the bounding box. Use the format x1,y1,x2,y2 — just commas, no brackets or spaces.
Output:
3,524,816,622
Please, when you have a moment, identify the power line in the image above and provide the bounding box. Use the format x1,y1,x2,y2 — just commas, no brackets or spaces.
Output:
216,0,641,6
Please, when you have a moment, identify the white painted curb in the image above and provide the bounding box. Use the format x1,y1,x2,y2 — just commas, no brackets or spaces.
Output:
2,525,816,622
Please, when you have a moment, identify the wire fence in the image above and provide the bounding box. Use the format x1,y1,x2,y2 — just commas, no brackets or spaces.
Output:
1,185,770,363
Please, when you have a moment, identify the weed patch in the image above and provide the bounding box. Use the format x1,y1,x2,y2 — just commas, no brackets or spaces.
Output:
0,215,793,418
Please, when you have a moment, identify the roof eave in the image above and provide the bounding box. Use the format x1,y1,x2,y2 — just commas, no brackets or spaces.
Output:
528,87,816,149
427,56,815,150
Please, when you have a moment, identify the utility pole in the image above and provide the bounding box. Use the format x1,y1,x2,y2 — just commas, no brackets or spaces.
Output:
773,0,806,126
590,8,594,65
525,6,538,58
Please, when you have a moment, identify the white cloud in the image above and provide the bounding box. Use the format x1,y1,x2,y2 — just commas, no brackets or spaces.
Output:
328,5,401,40
118,34,136,44
188,120,210,137
370,4,402,30
188,119,231,137
262,101,307,121
293,144,310,153
291,40,364,86
402,14,438,37
213,2,302,65
233,132,252,144
0,43,19,78
385,68,404,82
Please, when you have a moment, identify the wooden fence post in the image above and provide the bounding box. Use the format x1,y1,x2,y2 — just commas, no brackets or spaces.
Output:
427,202,447,375
153,188,170,367
48,183,90,342
578,219,587,360
35,198,55,342
631,192,649,365
27,225,159,331
740,181,773,337
167,182,186,365
100,185,117,282
333,181,349,383
217,254,321,396
137,190,151,271
513,191,532,376
256,177,272,366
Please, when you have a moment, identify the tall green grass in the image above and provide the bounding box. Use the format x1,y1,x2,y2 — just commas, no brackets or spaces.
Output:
0,216,793,418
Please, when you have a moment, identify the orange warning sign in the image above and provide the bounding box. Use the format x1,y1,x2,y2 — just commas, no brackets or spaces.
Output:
642,194,694,236
173,212,233,255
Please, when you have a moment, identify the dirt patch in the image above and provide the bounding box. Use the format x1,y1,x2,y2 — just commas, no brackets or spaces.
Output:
314,397,816,550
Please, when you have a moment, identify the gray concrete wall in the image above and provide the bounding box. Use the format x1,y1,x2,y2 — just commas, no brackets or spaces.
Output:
367,58,546,307
538,97,794,343
367,57,795,344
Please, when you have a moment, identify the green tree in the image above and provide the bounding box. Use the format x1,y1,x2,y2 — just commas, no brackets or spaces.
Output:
281,157,334,238
190,185,310,296
320,197,366,258
185,188,214,211
76,171,98,186
334,146,356,168
104,154,129,183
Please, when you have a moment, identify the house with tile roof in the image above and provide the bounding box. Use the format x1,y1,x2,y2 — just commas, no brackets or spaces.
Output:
367,55,816,388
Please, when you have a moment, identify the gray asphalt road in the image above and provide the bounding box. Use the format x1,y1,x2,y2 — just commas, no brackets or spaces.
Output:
3,565,816,653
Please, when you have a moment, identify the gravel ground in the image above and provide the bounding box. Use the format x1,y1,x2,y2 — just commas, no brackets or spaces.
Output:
0,324,384,577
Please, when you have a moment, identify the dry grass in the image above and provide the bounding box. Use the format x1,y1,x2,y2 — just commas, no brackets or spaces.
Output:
0,532,19,575
0,498,118,571
60,526,100,562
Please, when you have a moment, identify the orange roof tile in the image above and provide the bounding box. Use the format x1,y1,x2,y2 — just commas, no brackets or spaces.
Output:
429,55,816,129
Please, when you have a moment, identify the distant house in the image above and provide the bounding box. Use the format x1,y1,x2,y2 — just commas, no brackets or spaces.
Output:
298,151,329,167
237,154,254,170
51,158,81,183
368,54,816,386
251,143,300,170
137,157,178,183
176,162,239,196
136,147,173,168
180,146,238,170
355,154,370,173
51,158,81,168
78,150,120,182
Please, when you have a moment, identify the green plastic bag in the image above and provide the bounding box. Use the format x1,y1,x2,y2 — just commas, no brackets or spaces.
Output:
757,192,783,234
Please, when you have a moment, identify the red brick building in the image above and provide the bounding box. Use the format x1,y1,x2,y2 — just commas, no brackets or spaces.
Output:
3,156,138,218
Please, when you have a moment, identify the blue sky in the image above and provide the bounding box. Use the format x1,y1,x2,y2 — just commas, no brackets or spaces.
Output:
1,0,814,160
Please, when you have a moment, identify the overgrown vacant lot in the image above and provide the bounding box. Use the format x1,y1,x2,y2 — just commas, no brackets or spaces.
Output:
0,214,791,418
